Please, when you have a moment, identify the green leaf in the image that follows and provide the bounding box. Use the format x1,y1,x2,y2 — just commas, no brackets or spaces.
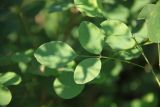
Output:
11,49,33,63
131,0,152,14
49,2,73,12
53,71,84,99
101,20,135,50
118,48,141,60
27,61,58,77
0,85,12,106
133,23,149,44
74,0,104,17
146,1,160,43
103,4,129,22
138,4,155,20
43,12,64,38
79,21,105,54
74,58,101,84
0,72,21,86
34,41,77,68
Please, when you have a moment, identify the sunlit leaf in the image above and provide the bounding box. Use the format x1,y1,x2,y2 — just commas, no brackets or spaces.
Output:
0,85,12,106
34,41,77,68
74,58,101,84
146,1,160,43
74,0,104,17
53,71,84,99
0,72,21,86
79,21,105,54
138,4,155,20
131,0,151,14
101,20,135,50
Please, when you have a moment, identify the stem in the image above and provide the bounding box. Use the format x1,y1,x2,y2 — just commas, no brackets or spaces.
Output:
77,55,144,69
18,11,36,47
77,55,100,58
100,56,144,69
150,66,160,87
18,12,31,37
132,36,160,87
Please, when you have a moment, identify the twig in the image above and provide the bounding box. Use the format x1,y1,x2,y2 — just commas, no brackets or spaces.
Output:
132,36,160,87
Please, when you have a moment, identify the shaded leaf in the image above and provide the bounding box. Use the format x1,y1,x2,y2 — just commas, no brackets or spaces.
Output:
118,48,141,60
49,2,73,12
53,71,84,99
94,60,122,85
133,23,149,44
11,49,33,63
103,4,129,22
74,58,101,84
27,61,59,77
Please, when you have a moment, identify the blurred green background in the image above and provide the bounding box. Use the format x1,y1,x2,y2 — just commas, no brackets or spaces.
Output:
0,0,160,107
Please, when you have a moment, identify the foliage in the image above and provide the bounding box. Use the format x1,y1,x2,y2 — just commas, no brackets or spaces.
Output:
0,0,160,107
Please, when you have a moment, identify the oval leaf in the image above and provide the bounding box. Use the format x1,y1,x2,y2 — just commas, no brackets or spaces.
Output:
74,0,104,17
34,41,77,68
101,20,135,50
0,72,21,86
79,21,105,54
137,4,155,20
146,1,160,43
0,85,12,106
74,58,101,84
53,71,84,99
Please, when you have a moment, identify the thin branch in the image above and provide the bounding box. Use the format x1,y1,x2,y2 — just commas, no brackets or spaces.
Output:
100,56,144,69
77,54,99,58
132,36,160,87
77,55,144,69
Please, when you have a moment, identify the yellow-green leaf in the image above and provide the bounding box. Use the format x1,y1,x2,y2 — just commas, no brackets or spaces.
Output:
0,85,12,106
34,41,77,68
74,58,101,84
101,20,135,50
79,21,105,54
